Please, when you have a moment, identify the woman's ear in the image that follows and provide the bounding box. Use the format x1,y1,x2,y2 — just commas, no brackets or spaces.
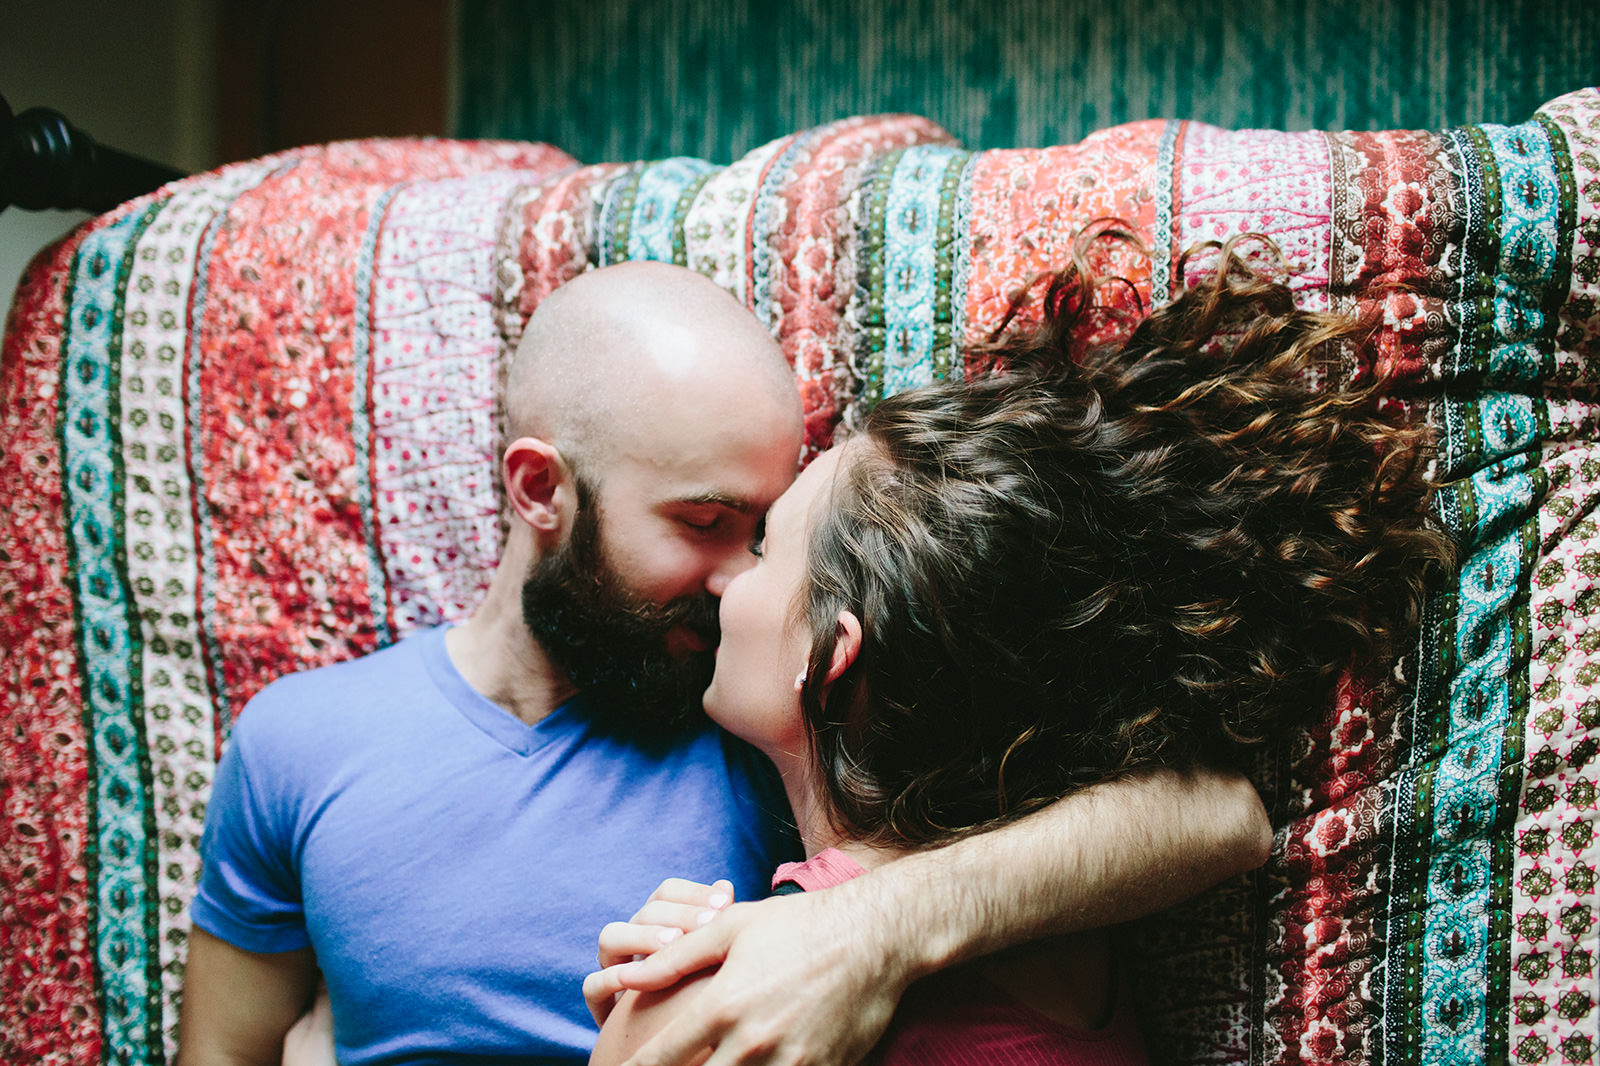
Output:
822,610,863,685
503,436,573,536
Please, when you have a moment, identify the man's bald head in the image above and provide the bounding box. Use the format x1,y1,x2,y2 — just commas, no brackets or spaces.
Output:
505,262,800,476
503,263,806,736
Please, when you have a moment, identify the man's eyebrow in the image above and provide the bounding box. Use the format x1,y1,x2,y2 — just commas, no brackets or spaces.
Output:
669,492,762,515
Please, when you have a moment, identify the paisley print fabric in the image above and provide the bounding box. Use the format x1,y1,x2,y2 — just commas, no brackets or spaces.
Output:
3,91,1599,1064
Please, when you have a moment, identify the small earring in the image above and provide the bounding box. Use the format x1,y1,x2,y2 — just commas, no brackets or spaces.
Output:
794,671,808,690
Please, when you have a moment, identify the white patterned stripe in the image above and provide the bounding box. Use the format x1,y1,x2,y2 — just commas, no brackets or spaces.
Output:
368,172,529,635
117,158,282,1059
1174,126,1332,311
1150,120,1182,307
680,138,788,304
1543,93,1600,381
880,146,966,398
1517,436,1600,1066
948,152,979,367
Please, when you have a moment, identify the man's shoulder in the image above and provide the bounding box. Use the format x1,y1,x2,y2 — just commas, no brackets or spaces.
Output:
261,632,427,695
231,630,439,752
253,631,430,705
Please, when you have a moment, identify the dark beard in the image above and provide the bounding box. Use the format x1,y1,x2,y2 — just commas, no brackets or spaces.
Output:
521,493,720,746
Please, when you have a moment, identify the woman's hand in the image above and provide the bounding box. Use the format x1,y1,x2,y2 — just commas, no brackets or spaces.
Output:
586,891,906,1066
280,983,336,1066
586,878,735,1024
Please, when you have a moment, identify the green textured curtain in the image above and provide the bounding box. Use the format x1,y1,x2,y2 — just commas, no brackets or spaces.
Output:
457,0,1598,163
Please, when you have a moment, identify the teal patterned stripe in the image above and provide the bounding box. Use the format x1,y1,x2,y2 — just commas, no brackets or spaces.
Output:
58,203,167,1066
1423,448,1539,1066
853,146,971,407
851,147,902,406
631,157,718,264
880,146,968,398
596,162,645,267
1480,122,1570,386
1395,125,1492,1066
671,169,718,267
1415,110,1572,1066
1403,447,1539,1066
1478,115,1571,1066
594,156,720,267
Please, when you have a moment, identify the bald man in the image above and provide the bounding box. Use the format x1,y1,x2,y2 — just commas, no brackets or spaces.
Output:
177,263,1267,1066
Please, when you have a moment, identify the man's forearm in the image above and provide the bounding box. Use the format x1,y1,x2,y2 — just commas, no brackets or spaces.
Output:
846,765,1271,981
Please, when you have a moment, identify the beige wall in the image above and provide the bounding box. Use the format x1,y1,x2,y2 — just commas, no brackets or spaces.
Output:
2,0,218,317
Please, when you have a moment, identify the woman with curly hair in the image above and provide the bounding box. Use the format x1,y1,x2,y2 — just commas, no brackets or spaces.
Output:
587,233,1454,1065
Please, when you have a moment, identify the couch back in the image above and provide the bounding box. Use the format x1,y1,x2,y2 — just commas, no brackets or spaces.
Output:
3,91,1598,1065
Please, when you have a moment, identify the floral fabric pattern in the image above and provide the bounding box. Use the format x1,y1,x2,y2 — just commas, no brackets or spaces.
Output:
3,92,1598,1064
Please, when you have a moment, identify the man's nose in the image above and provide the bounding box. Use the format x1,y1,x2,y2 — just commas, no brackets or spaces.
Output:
704,549,757,598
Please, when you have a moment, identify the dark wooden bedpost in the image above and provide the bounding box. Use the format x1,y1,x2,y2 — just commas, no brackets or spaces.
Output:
0,93,187,215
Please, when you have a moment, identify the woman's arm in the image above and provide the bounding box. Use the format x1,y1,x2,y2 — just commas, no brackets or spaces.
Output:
280,985,336,1066
593,765,1269,1066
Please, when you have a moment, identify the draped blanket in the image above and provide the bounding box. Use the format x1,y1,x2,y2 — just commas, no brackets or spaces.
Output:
3,90,1597,1065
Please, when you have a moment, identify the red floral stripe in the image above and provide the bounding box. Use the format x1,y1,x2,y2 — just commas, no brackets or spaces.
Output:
0,231,105,1064
1326,130,1464,385
193,162,383,711
762,115,954,456
958,121,1163,372
190,141,564,717
1262,677,1405,1065
511,162,623,326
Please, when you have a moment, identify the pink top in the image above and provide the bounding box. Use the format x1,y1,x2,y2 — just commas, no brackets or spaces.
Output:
772,849,1150,1066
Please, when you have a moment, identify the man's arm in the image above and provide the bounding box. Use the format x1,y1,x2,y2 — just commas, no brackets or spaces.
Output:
595,765,1270,1066
176,928,318,1066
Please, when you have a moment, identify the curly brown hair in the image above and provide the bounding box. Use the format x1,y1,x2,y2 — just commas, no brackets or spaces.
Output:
797,231,1456,849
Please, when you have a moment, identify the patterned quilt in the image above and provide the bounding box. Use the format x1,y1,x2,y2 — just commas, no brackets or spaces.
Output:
2,90,1597,1065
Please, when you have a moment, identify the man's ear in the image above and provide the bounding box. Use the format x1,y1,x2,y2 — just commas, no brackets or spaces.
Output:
503,436,573,536
822,610,863,685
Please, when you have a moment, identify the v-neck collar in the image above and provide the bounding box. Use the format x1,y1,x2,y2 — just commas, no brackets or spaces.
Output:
418,625,586,756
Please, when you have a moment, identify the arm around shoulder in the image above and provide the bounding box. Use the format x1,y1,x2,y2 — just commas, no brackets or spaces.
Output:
176,927,318,1066
1052,764,1272,913
880,763,1272,976
594,765,1268,1066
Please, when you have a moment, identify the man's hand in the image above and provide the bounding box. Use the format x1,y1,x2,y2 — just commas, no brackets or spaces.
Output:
590,889,908,1066
587,878,735,1023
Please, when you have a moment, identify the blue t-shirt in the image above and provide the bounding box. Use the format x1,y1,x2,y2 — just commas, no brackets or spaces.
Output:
191,625,797,1065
